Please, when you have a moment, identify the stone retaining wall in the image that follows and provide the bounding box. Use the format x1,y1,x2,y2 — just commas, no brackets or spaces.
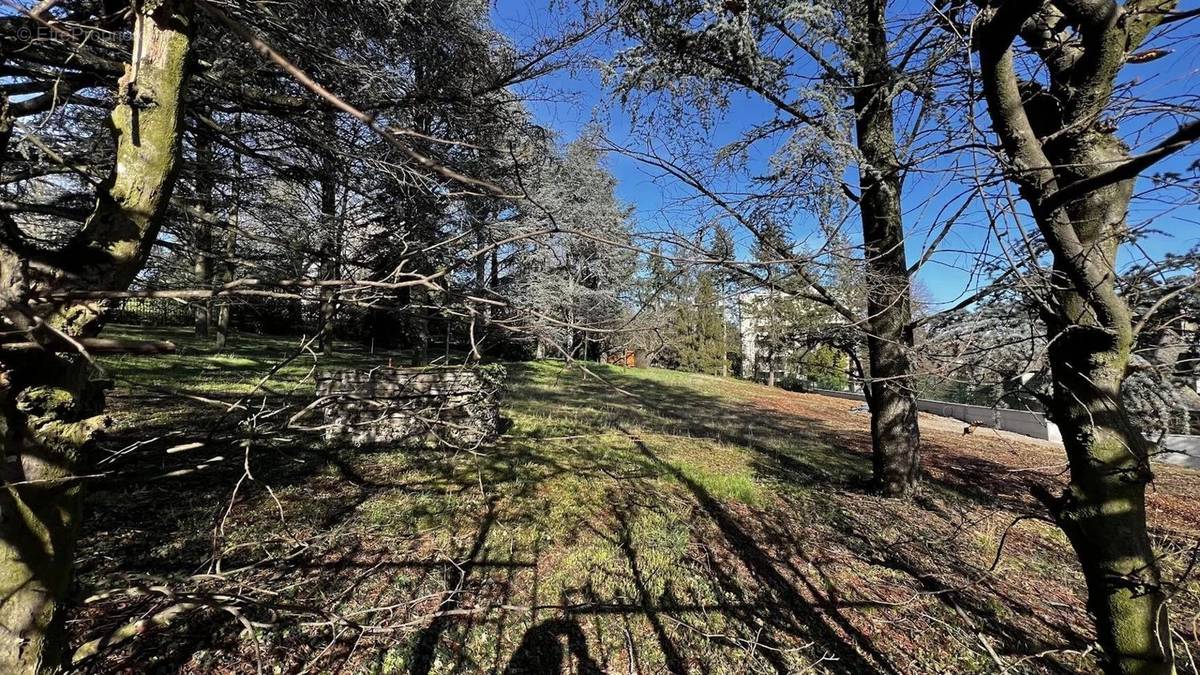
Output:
315,365,505,447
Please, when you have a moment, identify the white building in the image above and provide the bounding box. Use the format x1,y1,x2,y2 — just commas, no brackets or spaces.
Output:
738,289,849,386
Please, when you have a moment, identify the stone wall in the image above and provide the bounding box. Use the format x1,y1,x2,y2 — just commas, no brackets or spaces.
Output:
315,365,505,447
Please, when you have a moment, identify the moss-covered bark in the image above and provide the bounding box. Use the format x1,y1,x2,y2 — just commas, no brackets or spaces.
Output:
1045,348,1175,673
1039,134,1175,674
976,0,1179,669
0,2,194,671
0,355,102,673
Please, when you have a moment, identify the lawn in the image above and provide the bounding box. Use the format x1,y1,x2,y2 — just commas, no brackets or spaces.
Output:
66,326,1200,674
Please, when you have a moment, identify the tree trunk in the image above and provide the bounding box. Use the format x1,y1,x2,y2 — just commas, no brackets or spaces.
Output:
215,209,238,351
470,205,489,361
318,112,338,357
411,291,430,366
0,4,193,670
721,308,729,378
193,233,211,337
0,352,98,673
851,0,920,497
1039,136,1174,675
1044,312,1173,674
975,4,1178,667
193,128,215,338
215,116,243,352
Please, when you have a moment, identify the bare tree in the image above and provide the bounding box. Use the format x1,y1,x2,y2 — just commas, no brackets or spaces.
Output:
604,0,969,495
973,0,1199,669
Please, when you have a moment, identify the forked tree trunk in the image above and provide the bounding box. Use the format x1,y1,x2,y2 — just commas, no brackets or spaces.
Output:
0,4,193,671
977,2,1178,668
851,0,920,497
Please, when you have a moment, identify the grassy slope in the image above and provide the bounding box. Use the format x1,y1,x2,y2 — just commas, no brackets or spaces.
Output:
68,326,1199,674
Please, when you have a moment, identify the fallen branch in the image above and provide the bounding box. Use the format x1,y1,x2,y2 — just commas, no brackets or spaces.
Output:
0,337,176,355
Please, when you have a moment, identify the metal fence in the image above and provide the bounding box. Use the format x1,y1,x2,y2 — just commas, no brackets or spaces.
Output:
109,296,376,341
110,297,192,327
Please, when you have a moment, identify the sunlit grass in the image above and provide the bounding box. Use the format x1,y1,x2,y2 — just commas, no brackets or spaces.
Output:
83,325,1153,674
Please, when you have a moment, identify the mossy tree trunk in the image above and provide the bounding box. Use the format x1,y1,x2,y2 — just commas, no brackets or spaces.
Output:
978,0,1178,670
850,0,921,497
0,351,102,672
0,3,194,671
1045,272,1173,674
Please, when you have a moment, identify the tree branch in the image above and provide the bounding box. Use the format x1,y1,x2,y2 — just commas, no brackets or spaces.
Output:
1040,119,1200,213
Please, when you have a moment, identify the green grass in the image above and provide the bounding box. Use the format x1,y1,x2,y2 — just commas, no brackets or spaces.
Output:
668,453,765,506
75,326,1198,674
85,330,819,671
101,324,371,395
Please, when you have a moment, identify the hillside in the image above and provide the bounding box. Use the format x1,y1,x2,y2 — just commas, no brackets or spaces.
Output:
69,327,1200,674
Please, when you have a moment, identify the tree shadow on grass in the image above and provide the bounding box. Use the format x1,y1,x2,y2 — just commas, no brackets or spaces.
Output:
619,424,899,675
508,364,1107,669
409,498,499,675
67,361,1126,673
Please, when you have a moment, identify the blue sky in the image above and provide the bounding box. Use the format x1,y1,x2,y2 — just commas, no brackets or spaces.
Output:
491,0,1200,308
